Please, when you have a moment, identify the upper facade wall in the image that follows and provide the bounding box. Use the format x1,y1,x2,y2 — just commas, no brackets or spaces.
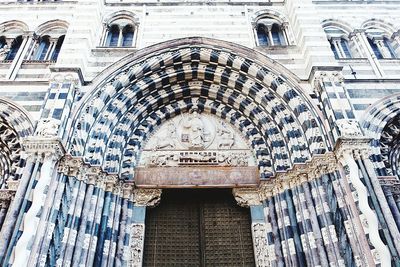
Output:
0,0,398,80
0,0,399,120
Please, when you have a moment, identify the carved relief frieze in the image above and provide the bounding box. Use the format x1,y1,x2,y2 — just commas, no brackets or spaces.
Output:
129,223,145,267
252,222,270,267
139,110,256,168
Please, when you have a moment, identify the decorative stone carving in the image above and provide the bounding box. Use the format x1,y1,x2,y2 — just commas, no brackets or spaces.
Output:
133,188,162,207
252,223,270,267
232,187,261,207
336,119,363,138
35,118,60,137
140,111,255,168
129,224,145,267
145,150,250,167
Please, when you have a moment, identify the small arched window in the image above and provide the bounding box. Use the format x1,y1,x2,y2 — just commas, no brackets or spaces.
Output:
6,36,23,61
324,25,360,59
255,17,288,47
122,24,134,47
383,37,396,58
34,35,50,60
368,37,383,59
271,24,285,46
51,35,64,61
106,24,120,47
256,25,269,46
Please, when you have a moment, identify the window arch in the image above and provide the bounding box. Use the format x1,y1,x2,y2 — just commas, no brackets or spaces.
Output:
0,20,28,62
122,24,134,47
5,36,23,61
102,11,138,48
51,35,65,61
364,24,397,59
255,18,288,47
323,24,361,59
28,21,68,62
106,24,120,47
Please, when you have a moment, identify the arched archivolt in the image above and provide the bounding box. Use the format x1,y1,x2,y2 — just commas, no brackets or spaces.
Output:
0,20,28,36
0,97,34,188
361,18,396,37
361,93,400,176
251,9,288,26
103,10,139,25
67,37,330,180
321,19,354,37
35,19,69,37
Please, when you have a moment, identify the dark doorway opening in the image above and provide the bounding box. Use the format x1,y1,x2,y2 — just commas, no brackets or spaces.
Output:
143,189,255,266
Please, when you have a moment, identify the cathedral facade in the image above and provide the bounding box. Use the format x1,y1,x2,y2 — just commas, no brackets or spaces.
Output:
0,0,400,266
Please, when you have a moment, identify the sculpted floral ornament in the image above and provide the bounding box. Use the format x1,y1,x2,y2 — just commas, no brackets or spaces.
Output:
35,118,60,137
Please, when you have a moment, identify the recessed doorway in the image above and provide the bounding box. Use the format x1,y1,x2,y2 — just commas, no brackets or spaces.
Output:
143,189,255,266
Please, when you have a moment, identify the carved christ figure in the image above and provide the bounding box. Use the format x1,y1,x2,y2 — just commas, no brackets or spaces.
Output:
184,111,205,148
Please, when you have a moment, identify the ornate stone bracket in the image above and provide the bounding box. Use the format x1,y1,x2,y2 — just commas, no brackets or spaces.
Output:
232,187,262,207
133,188,162,207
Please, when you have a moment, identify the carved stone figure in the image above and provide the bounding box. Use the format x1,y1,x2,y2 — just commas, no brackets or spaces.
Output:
154,122,176,150
336,119,363,137
183,110,207,148
217,122,235,149
35,119,59,137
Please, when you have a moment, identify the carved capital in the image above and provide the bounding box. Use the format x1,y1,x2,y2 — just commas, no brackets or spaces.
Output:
133,188,162,207
334,137,372,161
232,187,261,207
22,137,65,160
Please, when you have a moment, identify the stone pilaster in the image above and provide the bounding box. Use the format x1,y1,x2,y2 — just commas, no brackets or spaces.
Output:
128,188,162,267
335,132,392,266
12,137,64,267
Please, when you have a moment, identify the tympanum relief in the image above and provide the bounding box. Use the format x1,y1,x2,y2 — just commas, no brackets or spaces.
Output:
139,110,256,167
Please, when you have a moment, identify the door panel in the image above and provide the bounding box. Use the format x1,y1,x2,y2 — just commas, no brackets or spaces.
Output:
143,189,255,267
